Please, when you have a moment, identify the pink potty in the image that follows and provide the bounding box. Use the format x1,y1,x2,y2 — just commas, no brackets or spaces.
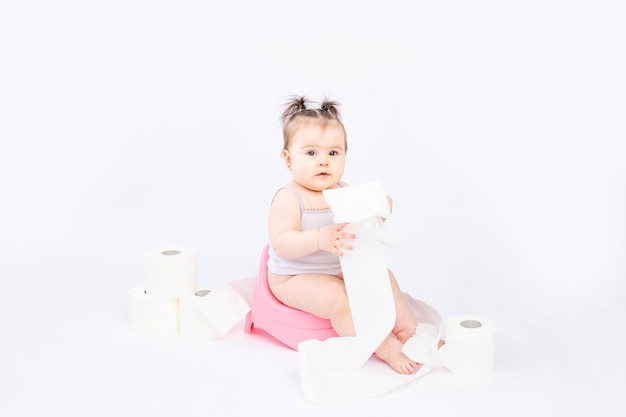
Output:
244,244,338,350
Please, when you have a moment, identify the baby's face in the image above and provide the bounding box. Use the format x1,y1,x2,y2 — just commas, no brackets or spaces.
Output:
283,123,346,192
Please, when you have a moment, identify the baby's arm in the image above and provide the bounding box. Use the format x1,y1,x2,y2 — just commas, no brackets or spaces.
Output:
269,189,355,259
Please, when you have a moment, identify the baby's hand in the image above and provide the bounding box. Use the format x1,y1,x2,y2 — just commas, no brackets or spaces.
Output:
318,223,356,256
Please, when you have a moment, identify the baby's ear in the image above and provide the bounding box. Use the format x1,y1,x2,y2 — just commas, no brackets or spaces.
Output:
282,149,292,169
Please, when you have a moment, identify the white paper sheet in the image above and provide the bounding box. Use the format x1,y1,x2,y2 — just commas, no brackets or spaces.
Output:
191,285,250,336
179,286,250,339
324,181,391,223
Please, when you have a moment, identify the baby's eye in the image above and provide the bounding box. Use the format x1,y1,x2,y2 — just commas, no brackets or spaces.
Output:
307,150,316,156
329,150,339,156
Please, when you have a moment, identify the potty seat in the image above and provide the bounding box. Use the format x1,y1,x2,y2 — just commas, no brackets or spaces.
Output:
244,244,338,350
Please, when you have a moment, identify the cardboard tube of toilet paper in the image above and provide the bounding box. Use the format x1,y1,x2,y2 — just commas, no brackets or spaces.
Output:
145,247,198,297
188,285,250,336
128,287,179,337
442,315,497,377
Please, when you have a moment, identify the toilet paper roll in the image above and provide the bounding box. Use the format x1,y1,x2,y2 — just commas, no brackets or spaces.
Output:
180,286,250,339
128,287,179,337
443,315,497,377
145,247,198,297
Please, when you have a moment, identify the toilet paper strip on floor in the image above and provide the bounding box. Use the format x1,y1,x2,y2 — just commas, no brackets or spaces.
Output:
298,181,443,403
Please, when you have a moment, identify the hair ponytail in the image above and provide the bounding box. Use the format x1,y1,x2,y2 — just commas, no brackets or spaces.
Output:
281,95,308,122
319,98,341,120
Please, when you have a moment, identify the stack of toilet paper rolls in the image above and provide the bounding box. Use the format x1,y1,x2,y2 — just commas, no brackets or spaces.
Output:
128,247,250,339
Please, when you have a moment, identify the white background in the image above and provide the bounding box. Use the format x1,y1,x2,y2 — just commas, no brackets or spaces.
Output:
1,1,624,416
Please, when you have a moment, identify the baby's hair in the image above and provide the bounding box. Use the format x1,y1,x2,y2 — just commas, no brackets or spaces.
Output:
280,95,347,152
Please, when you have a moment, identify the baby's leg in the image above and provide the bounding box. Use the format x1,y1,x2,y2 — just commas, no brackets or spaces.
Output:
386,269,446,362
268,272,355,336
387,269,417,343
365,270,420,374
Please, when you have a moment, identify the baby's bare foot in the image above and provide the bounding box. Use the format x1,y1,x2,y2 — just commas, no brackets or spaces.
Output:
375,336,420,375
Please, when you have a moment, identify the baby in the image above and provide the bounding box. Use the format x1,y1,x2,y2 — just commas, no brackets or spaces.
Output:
267,96,420,374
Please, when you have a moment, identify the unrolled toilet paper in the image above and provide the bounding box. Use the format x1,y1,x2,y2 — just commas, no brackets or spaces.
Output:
128,287,179,337
299,181,425,403
179,286,250,339
145,247,198,297
299,293,443,404
312,182,398,374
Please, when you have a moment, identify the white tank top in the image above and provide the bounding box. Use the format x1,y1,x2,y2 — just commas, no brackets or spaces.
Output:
267,186,342,275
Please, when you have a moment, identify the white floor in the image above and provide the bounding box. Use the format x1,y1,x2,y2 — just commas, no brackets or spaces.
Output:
1,3,624,415
1,224,623,417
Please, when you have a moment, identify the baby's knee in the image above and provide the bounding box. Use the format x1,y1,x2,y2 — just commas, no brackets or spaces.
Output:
328,288,350,317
